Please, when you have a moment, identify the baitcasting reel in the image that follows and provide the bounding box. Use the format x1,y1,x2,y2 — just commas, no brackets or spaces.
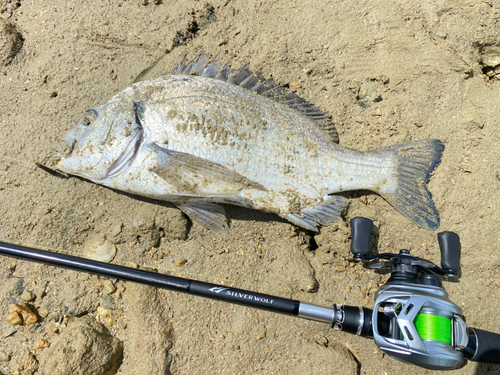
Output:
350,217,495,370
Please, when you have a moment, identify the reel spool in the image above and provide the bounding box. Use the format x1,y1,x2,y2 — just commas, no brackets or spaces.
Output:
414,309,452,345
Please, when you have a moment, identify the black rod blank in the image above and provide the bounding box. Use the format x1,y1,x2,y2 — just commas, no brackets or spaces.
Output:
0,241,299,316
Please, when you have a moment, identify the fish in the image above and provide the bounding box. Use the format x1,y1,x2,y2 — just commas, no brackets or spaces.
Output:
48,52,444,235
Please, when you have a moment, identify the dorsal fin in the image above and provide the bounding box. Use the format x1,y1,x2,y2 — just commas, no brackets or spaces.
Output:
172,52,339,144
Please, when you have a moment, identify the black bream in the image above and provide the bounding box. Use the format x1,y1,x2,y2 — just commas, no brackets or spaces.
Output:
50,53,444,235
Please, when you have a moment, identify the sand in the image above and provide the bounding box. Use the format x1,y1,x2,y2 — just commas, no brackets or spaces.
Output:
1,0,499,374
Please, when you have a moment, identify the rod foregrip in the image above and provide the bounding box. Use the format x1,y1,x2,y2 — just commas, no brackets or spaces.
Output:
464,328,500,364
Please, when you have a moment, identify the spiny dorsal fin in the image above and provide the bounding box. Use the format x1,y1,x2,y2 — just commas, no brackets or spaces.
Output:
172,52,339,144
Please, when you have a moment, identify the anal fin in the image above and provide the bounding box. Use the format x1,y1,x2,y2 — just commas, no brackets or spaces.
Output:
179,201,229,236
285,195,349,232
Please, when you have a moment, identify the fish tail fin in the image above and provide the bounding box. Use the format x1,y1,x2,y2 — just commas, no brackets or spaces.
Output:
379,139,444,230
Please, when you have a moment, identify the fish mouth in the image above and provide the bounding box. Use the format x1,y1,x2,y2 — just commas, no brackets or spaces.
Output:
35,152,65,177
35,138,77,176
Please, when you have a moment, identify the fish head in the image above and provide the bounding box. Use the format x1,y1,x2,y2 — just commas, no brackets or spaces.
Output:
54,102,143,181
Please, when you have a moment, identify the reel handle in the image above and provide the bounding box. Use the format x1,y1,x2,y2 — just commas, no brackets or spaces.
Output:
350,217,373,257
465,328,500,364
437,231,460,272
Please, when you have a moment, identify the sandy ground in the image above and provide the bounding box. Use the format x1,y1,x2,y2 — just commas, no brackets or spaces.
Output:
1,0,500,374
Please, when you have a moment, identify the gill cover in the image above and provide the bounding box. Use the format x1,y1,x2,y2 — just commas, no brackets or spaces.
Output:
55,101,143,181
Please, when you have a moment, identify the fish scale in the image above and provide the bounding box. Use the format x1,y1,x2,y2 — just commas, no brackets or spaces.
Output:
150,83,318,190
50,53,444,235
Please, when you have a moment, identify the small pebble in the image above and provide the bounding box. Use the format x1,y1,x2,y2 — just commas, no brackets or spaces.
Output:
435,30,447,39
7,311,23,325
337,265,346,272
101,294,117,310
103,280,117,294
38,306,50,318
255,325,267,340
97,306,112,318
112,284,126,299
90,275,104,287
7,303,38,325
175,259,188,267
21,290,36,302
47,324,59,334
305,279,319,293
289,81,301,90
33,338,51,350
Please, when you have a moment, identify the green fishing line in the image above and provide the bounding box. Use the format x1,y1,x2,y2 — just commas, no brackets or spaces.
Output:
414,313,452,344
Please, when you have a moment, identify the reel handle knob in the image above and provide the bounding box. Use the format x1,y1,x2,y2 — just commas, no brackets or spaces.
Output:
438,231,460,272
350,217,373,257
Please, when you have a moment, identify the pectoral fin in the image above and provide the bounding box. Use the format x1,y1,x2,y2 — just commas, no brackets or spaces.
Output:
150,144,265,196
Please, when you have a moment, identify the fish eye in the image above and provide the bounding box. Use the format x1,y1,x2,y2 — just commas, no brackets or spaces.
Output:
82,108,98,126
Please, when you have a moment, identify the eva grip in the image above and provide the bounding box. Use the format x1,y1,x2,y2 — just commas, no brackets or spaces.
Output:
467,328,500,364
350,217,373,256
437,231,460,272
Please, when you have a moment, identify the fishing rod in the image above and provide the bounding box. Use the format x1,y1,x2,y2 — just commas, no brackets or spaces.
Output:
1,217,499,370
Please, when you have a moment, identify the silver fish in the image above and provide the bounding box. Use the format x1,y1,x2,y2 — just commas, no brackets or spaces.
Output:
50,53,444,235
